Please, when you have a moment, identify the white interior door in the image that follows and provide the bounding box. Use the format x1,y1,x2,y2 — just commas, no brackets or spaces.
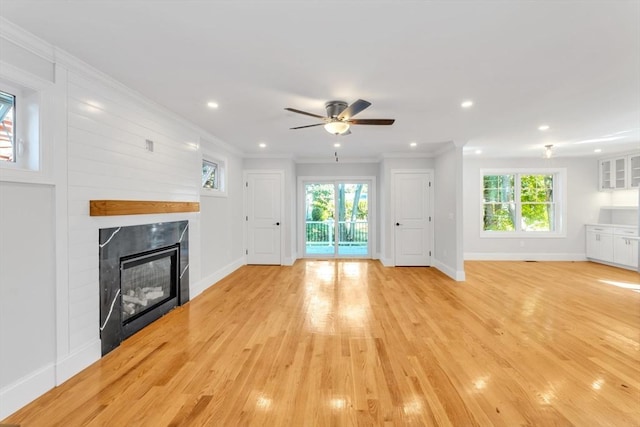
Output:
247,172,282,265
393,172,431,266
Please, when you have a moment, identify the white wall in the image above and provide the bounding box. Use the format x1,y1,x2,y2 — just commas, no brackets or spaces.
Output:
0,24,60,418
64,67,203,369
0,182,56,416
433,146,465,279
296,162,379,177
197,148,245,296
463,156,607,260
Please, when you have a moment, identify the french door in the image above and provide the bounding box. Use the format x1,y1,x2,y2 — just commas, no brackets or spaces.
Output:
304,181,370,258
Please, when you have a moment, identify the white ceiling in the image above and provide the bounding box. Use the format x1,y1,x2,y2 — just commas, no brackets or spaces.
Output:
1,1,639,160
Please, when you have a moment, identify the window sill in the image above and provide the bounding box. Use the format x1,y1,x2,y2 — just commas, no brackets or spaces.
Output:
0,165,53,185
480,231,567,239
200,188,228,198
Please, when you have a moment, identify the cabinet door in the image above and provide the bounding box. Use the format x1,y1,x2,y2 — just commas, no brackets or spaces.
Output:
629,154,640,188
586,231,599,258
599,233,615,262
586,230,614,262
614,157,627,189
599,159,613,190
613,236,638,268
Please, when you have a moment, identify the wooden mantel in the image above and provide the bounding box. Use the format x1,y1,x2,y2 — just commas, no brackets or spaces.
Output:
90,200,200,216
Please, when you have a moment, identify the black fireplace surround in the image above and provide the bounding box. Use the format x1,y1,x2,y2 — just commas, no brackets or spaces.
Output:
99,221,189,356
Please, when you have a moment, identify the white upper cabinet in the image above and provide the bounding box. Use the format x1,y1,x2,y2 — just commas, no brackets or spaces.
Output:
629,154,640,188
599,153,640,190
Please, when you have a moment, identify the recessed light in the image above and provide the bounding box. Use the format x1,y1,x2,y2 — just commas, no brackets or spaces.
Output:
410,142,417,147
594,148,602,153
207,101,219,109
475,149,482,155
334,143,341,148
538,124,550,131
259,143,266,148
461,100,473,108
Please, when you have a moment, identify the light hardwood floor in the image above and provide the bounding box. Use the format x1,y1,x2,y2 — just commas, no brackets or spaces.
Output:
4,260,640,426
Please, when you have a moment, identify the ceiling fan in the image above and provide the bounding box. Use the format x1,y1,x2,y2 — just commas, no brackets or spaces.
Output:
284,99,395,135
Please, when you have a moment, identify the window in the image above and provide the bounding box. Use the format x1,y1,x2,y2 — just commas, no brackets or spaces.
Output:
1,53,52,182
0,79,42,175
202,159,218,190
481,169,565,237
201,155,227,197
0,90,16,162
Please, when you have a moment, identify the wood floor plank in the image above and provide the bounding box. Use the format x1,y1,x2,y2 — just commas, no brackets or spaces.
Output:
3,260,639,426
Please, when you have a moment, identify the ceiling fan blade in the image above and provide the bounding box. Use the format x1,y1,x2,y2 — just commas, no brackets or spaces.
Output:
348,118,395,125
290,123,325,130
337,99,371,120
284,107,326,119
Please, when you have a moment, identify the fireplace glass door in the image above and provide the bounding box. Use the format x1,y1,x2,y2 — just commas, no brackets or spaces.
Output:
120,244,179,337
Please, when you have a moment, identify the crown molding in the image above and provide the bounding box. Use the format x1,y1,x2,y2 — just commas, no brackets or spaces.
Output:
0,17,54,62
379,152,435,160
0,60,51,89
243,152,296,160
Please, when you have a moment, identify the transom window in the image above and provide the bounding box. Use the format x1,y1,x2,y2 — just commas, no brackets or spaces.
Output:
481,169,565,237
0,90,16,162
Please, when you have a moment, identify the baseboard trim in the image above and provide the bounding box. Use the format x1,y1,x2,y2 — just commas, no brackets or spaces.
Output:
465,252,587,261
586,258,638,271
432,258,466,281
55,339,101,386
191,257,244,298
0,363,55,419
282,257,295,266
379,257,394,267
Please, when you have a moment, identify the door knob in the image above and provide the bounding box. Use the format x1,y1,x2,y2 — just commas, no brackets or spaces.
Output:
275,222,280,226
396,222,401,226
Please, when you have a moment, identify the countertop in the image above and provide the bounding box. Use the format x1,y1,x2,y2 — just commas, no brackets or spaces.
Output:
585,223,638,229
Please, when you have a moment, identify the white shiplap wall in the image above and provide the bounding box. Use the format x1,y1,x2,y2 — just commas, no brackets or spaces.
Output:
64,69,202,354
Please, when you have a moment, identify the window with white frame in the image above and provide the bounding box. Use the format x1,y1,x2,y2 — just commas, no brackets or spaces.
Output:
0,78,42,173
201,156,227,197
0,90,16,162
481,169,565,236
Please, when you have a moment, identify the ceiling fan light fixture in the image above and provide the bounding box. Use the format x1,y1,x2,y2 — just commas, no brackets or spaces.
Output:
324,121,350,135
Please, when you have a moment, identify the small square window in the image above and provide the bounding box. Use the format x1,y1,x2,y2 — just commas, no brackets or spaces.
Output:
202,159,218,190
201,155,227,197
0,90,16,163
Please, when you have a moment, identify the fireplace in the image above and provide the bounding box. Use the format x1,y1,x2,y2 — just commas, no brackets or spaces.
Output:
99,221,189,356
120,244,179,339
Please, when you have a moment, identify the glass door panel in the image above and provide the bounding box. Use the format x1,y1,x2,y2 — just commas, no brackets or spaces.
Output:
305,183,335,256
337,183,369,257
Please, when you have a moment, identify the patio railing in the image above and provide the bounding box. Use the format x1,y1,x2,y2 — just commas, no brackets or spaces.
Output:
306,220,368,246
